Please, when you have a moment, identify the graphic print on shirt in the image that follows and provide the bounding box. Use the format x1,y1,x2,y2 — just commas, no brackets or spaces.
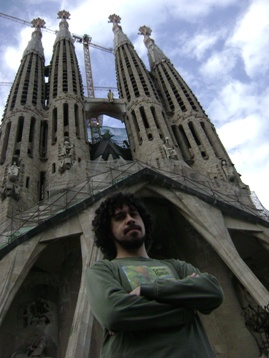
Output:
122,264,175,289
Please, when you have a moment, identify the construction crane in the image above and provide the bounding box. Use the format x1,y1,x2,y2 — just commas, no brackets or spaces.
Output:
0,11,116,143
0,82,117,92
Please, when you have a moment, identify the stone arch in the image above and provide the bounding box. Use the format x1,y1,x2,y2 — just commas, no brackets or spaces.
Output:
0,235,82,358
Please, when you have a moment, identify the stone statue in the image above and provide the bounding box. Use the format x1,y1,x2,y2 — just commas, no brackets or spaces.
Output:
221,159,235,182
1,162,21,200
163,137,178,160
107,89,114,102
59,140,74,173
61,141,73,157
11,335,54,357
26,335,47,357
8,162,20,182
11,299,57,358
23,299,54,327
233,278,269,357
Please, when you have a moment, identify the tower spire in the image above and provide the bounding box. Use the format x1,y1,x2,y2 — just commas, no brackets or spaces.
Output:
0,17,46,216
138,25,168,68
108,14,132,50
45,10,89,194
108,15,183,167
23,17,45,58
139,26,244,184
55,10,73,43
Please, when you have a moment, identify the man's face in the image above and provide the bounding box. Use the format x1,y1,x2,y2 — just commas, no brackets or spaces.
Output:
111,205,146,250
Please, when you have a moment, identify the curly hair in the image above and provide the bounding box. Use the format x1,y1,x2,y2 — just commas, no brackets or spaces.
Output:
92,192,153,259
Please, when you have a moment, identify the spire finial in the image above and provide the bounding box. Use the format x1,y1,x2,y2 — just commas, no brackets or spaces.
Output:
138,25,154,50
57,10,71,20
56,10,72,39
108,14,121,25
138,25,152,37
31,18,46,31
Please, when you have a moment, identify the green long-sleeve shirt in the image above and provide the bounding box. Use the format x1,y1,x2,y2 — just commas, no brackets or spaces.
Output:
87,257,223,358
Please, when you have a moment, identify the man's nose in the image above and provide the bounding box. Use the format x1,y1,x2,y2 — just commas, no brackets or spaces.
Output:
126,214,135,224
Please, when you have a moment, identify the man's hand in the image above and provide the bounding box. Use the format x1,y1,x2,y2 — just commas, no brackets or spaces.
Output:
129,286,141,296
189,273,200,278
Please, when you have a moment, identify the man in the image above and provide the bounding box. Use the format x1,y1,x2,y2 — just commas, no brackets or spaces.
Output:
87,192,224,357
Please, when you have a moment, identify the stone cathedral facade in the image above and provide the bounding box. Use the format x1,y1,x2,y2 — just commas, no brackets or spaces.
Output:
0,10,269,358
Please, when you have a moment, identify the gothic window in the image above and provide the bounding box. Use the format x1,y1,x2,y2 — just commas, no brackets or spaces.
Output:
171,124,191,162
28,117,35,157
75,104,80,138
0,121,11,163
70,50,78,95
188,121,200,145
179,124,192,153
53,45,60,98
189,121,208,159
52,108,57,144
157,67,174,111
170,67,198,111
39,171,46,201
61,42,68,93
10,64,24,110
162,65,187,112
32,57,39,106
63,103,69,138
139,107,149,129
21,54,33,105
152,105,164,137
139,107,153,141
40,120,48,157
131,110,142,145
16,116,24,143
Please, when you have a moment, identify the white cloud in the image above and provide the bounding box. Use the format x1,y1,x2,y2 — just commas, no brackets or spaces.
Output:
207,80,259,124
228,142,269,209
181,31,224,60
228,0,269,78
167,0,239,21
199,48,237,81
218,115,260,151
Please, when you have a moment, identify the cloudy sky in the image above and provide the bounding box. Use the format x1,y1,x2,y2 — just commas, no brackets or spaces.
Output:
0,0,268,209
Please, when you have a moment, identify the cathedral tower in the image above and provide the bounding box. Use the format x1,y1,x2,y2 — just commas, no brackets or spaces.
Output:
139,26,242,184
46,11,90,194
108,14,182,168
0,18,46,219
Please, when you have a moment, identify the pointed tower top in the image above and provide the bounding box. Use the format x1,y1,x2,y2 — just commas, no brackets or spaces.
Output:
23,17,45,58
108,14,121,27
31,17,46,30
108,14,132,50
138,25,168,68
55,10,73,43
57,10,71,20
138,25,152,37
138,25,155,50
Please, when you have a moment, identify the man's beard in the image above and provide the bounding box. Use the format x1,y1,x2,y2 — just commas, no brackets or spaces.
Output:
113,232,146,251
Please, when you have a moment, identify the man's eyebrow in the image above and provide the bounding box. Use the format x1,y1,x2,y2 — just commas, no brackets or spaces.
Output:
111,205,137,217
111,208,125,217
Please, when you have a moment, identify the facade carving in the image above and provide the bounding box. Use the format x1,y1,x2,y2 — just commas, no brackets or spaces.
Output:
58,141,75,173
1,161,22,200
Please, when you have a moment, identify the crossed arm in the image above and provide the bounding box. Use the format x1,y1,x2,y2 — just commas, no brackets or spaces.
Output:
86,260,223,332
133,271,223,314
